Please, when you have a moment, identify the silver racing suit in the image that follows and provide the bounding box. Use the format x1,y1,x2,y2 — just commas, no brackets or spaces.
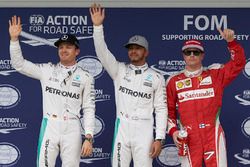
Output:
93,25,167,167
10,40,95,167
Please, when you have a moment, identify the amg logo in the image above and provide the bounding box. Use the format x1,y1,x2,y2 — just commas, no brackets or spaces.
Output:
117,142,121,167
45,86,80,99
119,86,151,99
44,139,50,167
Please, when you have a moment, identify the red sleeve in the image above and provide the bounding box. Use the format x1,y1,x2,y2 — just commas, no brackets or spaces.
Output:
166,76,178,137
221,40,246,87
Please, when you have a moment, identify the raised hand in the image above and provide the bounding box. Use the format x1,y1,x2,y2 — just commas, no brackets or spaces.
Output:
89,3,105,26
9,15,22,41
218,28,235,42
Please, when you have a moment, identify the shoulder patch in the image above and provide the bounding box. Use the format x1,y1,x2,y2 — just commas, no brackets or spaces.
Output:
208,63,223,70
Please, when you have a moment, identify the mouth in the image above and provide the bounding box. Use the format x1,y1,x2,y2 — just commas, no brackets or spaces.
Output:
60,53,69,57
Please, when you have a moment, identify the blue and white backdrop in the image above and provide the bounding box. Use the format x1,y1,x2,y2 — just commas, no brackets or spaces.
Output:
0,8,249,167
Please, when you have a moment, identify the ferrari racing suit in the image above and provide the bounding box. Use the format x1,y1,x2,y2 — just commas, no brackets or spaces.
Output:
93,25,167,167
10,40,95,167
166,40,246,167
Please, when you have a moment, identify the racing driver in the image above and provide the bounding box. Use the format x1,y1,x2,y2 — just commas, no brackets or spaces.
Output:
90,4,167,167
166,28,246,166
9,15,95,167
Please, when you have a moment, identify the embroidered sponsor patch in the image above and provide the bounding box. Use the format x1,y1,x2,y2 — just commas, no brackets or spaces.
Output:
176,78,192,90
200,76,212,86
72,82,80,87
178,88,215,102
143,82,152,87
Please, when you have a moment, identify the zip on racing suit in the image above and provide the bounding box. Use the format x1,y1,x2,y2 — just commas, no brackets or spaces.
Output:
166,40,246,167
10,40,95,167
93,25,167,167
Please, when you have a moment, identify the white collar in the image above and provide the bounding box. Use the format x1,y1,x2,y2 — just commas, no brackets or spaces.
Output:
184,67,203,78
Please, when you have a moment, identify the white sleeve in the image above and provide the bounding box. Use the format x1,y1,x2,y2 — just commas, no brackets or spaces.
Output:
82,74,96,137
154,73,168,140
93,25,119,80
10,40,42,80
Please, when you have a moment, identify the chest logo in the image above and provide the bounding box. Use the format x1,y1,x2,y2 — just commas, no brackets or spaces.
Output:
200,76,212,86
176,78,192,90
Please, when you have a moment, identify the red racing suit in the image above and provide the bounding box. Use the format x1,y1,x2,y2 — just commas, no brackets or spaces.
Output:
166,40,246,167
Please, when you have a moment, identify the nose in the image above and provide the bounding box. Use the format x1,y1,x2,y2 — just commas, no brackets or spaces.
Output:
190,52,195,56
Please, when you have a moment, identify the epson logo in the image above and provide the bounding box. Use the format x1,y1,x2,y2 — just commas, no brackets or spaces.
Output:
156,144,181,167
0,142,21,166
0,84,21,109
77,56,104,79
184,15,227,31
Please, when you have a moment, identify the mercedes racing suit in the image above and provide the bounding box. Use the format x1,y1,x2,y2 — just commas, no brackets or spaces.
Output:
93,25,167,167
10,40,95,167
166,40,246,167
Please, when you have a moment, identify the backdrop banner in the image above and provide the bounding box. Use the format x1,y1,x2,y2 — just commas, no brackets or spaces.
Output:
0,8,249,167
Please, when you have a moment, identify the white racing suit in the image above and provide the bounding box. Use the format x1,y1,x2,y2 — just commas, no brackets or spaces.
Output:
10,40,95,167
93,25,167,167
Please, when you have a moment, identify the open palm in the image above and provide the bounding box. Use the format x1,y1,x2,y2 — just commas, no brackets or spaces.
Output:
89,3,105,26
9,15,22,41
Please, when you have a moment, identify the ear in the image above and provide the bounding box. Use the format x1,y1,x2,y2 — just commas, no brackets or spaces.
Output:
201,53,205,60
76,48,80,56
145,49,149,58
